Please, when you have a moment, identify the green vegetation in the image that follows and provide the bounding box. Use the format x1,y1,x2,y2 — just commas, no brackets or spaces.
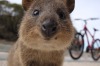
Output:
0,0,24,41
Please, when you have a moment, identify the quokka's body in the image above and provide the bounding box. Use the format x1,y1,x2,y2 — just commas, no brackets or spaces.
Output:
8,0,75,66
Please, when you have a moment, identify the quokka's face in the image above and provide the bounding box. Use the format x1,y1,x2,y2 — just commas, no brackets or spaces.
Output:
19,0,75,50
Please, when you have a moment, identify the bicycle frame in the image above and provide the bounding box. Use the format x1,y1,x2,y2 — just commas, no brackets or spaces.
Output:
81,21,96,49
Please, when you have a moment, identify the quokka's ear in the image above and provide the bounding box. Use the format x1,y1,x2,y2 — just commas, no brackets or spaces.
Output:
22,0,75,12
67,0,75,13
22,0,34,11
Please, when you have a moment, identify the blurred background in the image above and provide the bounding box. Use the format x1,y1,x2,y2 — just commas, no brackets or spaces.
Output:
0,0,24,41
0,0,100,66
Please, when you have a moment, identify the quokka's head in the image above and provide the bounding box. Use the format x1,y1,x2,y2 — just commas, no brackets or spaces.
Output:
19,0,75,50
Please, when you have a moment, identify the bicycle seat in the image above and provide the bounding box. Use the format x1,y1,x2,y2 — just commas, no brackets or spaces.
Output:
94,28,99,31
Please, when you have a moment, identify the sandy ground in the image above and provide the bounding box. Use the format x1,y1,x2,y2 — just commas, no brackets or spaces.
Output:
0,40,100,66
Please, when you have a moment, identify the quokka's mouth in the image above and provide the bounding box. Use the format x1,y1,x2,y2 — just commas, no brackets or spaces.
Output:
41,33,56,40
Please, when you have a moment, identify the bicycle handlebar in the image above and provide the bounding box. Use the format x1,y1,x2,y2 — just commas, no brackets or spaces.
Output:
75,18,99,22
74,18,99,25
90,18,99,20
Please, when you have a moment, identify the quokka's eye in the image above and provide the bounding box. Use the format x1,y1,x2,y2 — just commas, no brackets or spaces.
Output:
32,10,40,16
57,9,66,20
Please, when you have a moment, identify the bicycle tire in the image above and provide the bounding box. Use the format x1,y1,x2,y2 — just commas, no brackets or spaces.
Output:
69,33,84,60
91,39,100,61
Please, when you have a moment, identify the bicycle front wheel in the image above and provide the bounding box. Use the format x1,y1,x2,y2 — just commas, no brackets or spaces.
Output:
69,33,84,60
91,39,100,61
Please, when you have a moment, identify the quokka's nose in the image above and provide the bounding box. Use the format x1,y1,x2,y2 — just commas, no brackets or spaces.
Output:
41,19,57,37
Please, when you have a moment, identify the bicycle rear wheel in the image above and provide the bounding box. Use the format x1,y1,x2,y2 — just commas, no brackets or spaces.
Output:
69,33,84,60
91,39,100,61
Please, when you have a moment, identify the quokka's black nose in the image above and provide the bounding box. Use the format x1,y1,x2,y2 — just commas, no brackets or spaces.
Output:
41,19,57,37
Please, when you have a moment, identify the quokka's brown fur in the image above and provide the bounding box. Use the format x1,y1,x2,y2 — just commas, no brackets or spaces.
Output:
8,0,75,66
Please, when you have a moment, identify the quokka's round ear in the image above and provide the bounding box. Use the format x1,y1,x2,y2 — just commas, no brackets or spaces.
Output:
22,0,34,11
67,0,75,13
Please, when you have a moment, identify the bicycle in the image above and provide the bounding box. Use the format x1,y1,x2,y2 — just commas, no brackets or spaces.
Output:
69,18,100,61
